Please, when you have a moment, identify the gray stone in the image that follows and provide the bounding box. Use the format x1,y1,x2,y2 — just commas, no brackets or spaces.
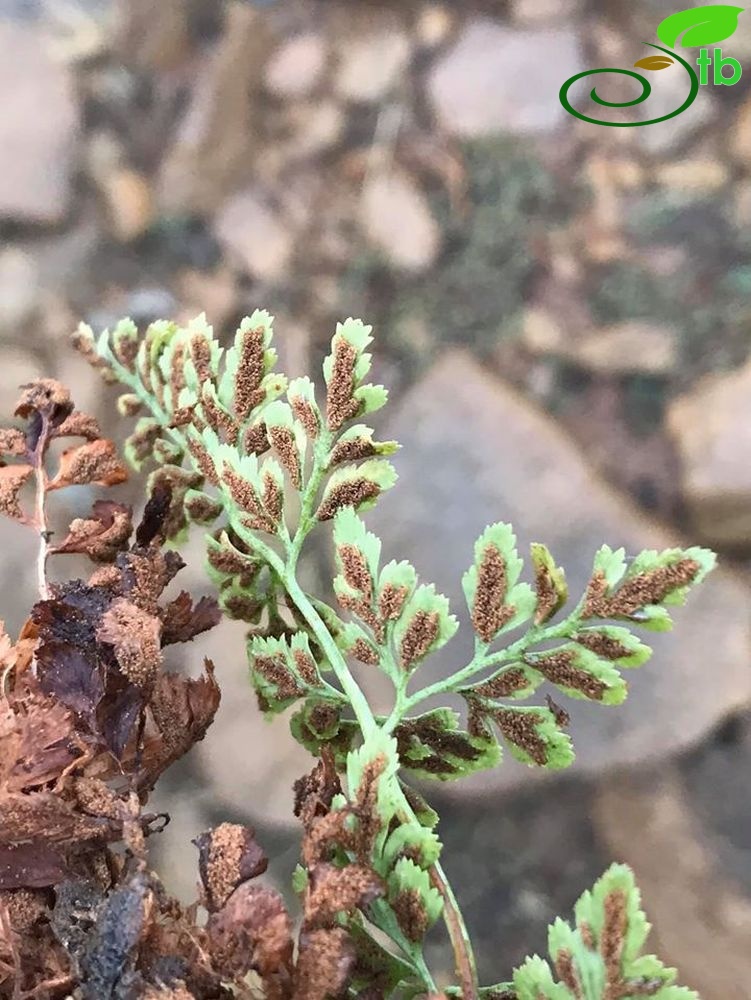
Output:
415,4,454,49
335,27,410,102
731,94,751,163
194,641,315,829
427,19,582,137
364,353,751,795
512,0,583,24
284,100,345,159
156,4,271,215
0,346,44,402
0,499,40,647
192,616,314,827
0,248,39,332
125,286,178,325
667,360,751,547
570,322,678,375
595,771,751,1000
654,159,729,193
173,532,316,830
633,63,714,154
360,170,440,273
214,189,293,283
0,21,79,223
264,32,327,98
522,313,679,376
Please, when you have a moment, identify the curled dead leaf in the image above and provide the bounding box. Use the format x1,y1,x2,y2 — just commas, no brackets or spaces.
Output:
304,862,383,928
14,379,73,424
97,599,163,691
0,464,33,522
50,500,133,563
295,926,355,1000
206,882,294,981
0,842,68,890
633,55,675,70
135,483,173,548
0,427,27,457
161,592,220,646
52,411,102,441
194,823,268,911
4,691,78,792
141,660,221,781
0,790,114,848
0,618,38,693
48,439,128,491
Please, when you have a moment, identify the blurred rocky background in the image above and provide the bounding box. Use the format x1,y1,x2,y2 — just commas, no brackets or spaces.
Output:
1,0,751,996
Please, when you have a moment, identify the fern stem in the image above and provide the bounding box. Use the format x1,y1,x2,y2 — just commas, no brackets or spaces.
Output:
400,608,585,715
283,568,379,739
31,413,52,602
288,426,332,571
430,861,478,1000
102,335,477,998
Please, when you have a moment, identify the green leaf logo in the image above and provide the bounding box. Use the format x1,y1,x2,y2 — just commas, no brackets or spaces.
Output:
656,4,744,48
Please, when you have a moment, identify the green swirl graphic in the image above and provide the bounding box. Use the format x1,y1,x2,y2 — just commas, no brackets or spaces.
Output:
559,43,699,126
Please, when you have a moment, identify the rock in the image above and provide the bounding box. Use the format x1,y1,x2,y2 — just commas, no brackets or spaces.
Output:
568,322,678,375
731,95,751,162
20,220,98,298
116,0,191,71
556,380,683,520
86,129,123,184
595,770,751,1000
586,154,622,232
335,27,410,102
513,0,582,24
0,346,44,403
364,353,751,795
427,20,582,137
360,170,440,272
148,770,209,902
415,4,454,48
426,776,609,983
522,309,677,376
735,180,751,225
0,21,78,223
125,286,178,324
285,100,345,158
172,530,317,830
609,159,645,190
635,76,714,155
214,189,294,283
264,33,327,98
667,361,751,547
157,4,271,215
0,248,39,332
521,307,563,354
276,174,324,233
176,266,239,331
654,159,729,193
194,619,315,828
591,20,630,64
101,167,154,242
0,520,37,638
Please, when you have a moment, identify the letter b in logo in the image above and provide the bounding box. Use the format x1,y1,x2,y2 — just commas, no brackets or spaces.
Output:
713,47,742,84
